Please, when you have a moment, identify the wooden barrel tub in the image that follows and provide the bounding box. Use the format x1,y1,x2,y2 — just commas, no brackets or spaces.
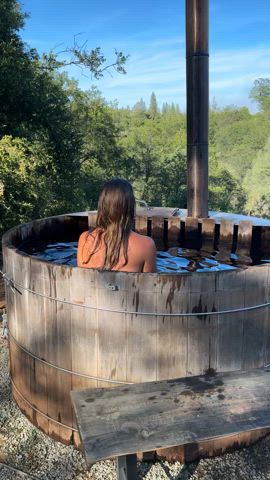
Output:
2,210,270,461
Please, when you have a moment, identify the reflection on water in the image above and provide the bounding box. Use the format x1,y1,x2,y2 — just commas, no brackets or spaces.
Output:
24,241,243,273
157,249,236,273
30,242,78,267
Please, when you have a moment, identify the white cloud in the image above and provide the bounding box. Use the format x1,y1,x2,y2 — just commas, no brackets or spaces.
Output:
53,35,270,111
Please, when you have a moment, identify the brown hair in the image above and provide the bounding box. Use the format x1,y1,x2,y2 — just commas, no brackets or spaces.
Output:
83,179,135,270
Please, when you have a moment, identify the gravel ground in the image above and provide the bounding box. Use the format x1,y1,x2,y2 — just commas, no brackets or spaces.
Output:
1,337,270,479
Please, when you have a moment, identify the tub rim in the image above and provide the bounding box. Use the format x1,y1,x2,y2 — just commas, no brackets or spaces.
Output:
2,213,269,279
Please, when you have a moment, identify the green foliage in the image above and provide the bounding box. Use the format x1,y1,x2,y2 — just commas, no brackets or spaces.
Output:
117,106,186,206
244,137,270,217
149,92,158,119
205,100,270,214
71,87,123,209
132,99,147,114
250,78,270,113
209,166,246,213
42,47,128,79
0,136,54,233
0,0,25,40
0,0,129,230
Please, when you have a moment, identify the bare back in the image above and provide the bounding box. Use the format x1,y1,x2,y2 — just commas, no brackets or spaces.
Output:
77,229,156,273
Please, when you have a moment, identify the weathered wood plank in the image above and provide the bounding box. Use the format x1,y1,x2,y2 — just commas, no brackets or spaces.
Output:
70,267,98,444
96,270,128,388
126,274,158,383
217,220,234,263
263,266,270,366
187,290,218,376
151,216,165,250
55,266,73,443
261,226,270,258
184,217,200,250
88,212,97,229
157,276,189,380
71,368,270,464
167,217,181,248
27,258,48,434
201,218,216,256
236,221,253,264
135,215,148,236
242,266,269,370
11,251,33,424
44,264,73,443
216,269,246,372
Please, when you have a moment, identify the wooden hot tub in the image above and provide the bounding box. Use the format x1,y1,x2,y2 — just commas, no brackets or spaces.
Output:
2,209,270,461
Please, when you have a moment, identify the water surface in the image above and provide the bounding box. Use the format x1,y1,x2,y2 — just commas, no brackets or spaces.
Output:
24,241,239,273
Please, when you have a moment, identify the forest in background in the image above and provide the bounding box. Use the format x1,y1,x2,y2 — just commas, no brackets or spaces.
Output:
1,0,270,238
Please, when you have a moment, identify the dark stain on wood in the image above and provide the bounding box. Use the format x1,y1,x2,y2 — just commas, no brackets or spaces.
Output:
133,290,140,312
71,369,270,464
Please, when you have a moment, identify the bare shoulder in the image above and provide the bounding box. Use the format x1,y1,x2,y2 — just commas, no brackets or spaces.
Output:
78,230,90,245
130,232,156,272
129,231,156,250
78,230,96,250
79,229,97,242
79,230,88,241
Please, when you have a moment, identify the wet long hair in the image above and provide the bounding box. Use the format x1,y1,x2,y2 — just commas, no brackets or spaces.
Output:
83,179,135,270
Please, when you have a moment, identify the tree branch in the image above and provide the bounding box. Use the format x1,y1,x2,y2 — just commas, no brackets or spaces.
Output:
39,35,129,79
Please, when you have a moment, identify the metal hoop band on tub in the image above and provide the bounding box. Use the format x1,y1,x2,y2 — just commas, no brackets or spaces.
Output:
3,273,270,317
8,329,134,385
11,379,78,432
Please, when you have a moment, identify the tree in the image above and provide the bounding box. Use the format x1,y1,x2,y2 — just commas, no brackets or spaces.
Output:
0,0,128,136
162,102,169,115
244,137,270,217
0,0,129,219
0,136,54,235
72,87,123,209
209,166,246,213
209,103,269,182
250,78,270,113
149,92,158,119
133,98,147,113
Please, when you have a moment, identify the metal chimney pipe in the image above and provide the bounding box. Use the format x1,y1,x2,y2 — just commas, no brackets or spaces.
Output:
186,0,209,218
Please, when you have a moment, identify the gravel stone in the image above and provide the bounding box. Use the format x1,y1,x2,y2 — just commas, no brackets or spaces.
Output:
1,336,270,479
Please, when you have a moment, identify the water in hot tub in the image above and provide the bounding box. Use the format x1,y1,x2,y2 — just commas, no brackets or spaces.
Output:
23,241,240,273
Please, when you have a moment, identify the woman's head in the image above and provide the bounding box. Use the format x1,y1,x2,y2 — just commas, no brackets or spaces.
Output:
96,178,135,232
84,179,135,270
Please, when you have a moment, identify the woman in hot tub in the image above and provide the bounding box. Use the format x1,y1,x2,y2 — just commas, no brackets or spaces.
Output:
77,179,156,273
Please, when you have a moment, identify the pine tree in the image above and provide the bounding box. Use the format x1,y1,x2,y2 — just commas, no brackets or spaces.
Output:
133,98,146,113
162,102,169,115
149,92,158,118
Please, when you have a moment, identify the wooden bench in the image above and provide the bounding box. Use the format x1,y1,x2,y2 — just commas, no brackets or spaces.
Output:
71,368,270,480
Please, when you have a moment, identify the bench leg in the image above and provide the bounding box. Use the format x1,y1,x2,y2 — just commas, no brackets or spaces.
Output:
117,454,137,480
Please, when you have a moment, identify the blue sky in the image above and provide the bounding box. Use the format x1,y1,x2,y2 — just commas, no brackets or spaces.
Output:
20,0,270,111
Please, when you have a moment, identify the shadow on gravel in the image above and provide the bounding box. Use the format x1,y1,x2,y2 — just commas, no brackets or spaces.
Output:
137,460,199,480
161,461,199,480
